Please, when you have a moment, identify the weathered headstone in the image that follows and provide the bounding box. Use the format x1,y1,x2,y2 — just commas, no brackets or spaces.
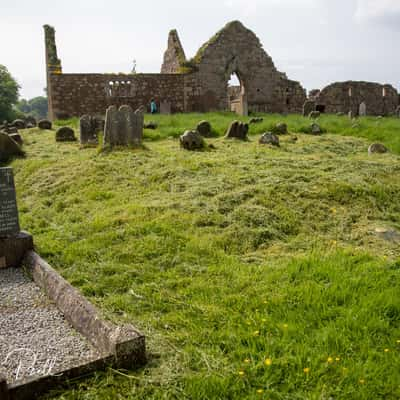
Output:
38,119,52,130
160,101,171,114
180,130,205,151
225,120,249,140
275,122,288,135
259,132,280,147
359,102,367,116
104,105,143,146
196,120,212,137
80,115,99,145
0,168,20,237
56,127,76,142
0,132,24,162
368,143,388,155
303,100,315,117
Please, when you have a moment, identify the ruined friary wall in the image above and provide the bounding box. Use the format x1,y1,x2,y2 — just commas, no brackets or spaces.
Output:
49,73,188,118
192,21,306,114
317,81,399,116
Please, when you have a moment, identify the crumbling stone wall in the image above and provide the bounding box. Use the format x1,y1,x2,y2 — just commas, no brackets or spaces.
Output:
161,30,187,74
45,23,397,119
317,81,398,116
185,21,306,113
49,73,186,118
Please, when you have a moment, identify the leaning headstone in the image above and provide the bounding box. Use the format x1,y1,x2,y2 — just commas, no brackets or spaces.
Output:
225,120,249,140
309,111,320,119
80,115,99,145
303,100,316,117
179,130,205,151
196,120,212,137
348,111,353,120
8,133,23,146
38,119,52,130
359,102,367,116
0,132,24,162
0,168,20,237
160,101,171,114
368,143,388,155
259,132,280,147
12,119,26,130
104,105,143,146
56,127,77,142
4,126,18,134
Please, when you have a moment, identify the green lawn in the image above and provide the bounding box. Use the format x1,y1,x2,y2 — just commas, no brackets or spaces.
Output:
5,113,400,399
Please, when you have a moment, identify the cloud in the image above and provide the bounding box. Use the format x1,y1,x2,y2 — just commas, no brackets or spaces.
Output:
355,0,400,27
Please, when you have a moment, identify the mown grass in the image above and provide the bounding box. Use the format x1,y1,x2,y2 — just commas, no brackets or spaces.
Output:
5,113,400,399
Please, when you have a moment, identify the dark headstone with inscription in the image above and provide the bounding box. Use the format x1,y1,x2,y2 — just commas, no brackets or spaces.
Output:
0,167,33,268
0,168,20,236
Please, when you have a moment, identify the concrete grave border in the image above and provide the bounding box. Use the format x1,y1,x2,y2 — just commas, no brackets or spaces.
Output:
1,250,146,400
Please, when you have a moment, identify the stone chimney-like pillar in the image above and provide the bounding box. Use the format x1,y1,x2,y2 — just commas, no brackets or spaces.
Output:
44,25,62,120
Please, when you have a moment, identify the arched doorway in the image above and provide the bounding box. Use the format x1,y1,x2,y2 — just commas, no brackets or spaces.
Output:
227,72,248,116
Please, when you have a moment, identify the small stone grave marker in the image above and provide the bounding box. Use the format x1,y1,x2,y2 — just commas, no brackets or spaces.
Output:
0,167,20,238
160,101,171,114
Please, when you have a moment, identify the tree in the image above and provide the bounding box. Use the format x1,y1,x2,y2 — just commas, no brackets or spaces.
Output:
0,65,20,121
16,96,48,119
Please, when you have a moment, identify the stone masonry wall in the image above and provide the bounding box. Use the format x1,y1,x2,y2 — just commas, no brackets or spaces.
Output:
161,30,186,74
49,73,186,118
317,81,399,116
191,21,306,113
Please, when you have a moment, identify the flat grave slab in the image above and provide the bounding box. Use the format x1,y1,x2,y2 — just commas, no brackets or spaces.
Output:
0,267,101,384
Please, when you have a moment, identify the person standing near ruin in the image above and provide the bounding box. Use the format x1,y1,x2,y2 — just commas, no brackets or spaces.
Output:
150,99,157,114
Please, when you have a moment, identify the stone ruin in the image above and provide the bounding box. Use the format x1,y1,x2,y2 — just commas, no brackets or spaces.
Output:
104,105,143,147
44,22,306,119
304,81,399,117
43,23,399,120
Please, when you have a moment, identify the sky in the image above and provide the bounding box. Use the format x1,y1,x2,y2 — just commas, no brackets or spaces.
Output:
1,0,399,99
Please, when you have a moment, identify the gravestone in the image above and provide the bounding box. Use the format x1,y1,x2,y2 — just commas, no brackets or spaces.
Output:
80,115,98,144
104,105,143,146
0,167,33,268
160,101,171,114
0,167,20,237
359,102,367,116
303,100,316,117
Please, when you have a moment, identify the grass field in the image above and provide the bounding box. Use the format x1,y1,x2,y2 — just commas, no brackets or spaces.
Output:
5,113,400,399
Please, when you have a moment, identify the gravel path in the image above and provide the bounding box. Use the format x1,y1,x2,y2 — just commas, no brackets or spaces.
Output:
0,267,100,383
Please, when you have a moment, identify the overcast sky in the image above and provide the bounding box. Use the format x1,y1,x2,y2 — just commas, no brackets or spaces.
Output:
1,0,399,99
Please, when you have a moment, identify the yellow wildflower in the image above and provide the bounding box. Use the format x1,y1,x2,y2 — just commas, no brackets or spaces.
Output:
303,367,310,374
244,358,251,364
283,324,288,329
257,389,264,394
253,330,260,336
265,358,272,366
384,348,390,353
238,370,245,376
335,357,340,362
359,379,365,384
327,357,333,363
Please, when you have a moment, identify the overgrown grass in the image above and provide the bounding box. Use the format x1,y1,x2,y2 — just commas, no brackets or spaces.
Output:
6,113,400,399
